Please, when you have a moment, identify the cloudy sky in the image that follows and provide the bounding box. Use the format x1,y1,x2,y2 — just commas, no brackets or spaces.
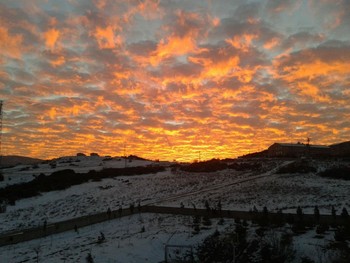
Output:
1,0,350,161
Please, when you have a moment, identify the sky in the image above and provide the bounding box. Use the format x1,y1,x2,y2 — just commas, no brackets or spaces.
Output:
1,0,350,162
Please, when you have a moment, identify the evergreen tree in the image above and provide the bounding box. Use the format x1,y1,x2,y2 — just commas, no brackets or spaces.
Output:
107,207,111,219
203,217,212,226
217,200,222,212
263,206,268,215
331,206,336,219
137,201,141,212
130,203,134,214
86,253,94,263
205,200,210,212
314,206,320,222
341,207,349,218
192,215,201,234
297,206,303,221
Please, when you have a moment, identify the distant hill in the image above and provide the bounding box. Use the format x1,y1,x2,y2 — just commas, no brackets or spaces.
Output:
0,156,44,167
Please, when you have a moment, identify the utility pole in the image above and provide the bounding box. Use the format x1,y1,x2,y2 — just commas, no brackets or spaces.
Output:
124,143,127,168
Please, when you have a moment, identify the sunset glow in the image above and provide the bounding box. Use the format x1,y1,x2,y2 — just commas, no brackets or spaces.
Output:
1,0,350,162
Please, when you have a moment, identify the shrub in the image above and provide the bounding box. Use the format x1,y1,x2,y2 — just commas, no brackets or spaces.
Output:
334,224,350,242
196,230,235,263
318,166,350,180
316,224,329,235
228,162,262,171
202,217,212,226
180,159,227,173
276,161,316,174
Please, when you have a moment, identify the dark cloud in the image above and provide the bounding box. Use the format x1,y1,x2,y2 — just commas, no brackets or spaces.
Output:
234,2,263,21
265,0,300,13
127,40,157,56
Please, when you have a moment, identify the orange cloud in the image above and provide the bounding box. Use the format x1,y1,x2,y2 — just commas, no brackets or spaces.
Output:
150,35,199,65
0,26,23,59
295,82,329,102
50,55,66,67
281,60,350,81
93,25,122,49
202,56,240,79
48,107,57,120
136,0,162,20
44,28,60,50
226,34,258,52
93,0,108,10
264,37,280,49
273,48,350,102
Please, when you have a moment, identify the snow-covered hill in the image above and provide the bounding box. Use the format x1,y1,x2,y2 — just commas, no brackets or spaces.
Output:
0,155,156,187
0,158,349,262
0,155,43,168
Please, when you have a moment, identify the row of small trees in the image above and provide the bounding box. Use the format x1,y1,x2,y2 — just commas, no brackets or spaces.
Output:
0,165,165,203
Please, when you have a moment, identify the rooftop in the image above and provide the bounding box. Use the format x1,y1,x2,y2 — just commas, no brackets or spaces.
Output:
273,143,330,149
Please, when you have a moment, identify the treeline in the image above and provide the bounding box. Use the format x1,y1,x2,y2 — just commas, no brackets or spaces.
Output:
0,165,165,203
276,160,317,174
318,165,350,180
179,159,262,173
276,160,350,180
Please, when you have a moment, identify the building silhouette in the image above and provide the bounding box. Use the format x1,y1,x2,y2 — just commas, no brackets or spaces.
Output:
267,141,350,158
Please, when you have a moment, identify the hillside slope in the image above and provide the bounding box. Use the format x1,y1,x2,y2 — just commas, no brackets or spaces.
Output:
1,156,43,167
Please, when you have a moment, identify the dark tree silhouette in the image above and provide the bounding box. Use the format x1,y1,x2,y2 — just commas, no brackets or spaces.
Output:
205,200,210,212
341,207,349,218
217,200,222,212
129,203,134,214
107,207,111,219
332,206,337,219
296,206,303,221
314,206,320,222
86,253,94,263
263,206,268,215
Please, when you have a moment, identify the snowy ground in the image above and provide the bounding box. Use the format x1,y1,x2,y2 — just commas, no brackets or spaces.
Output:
0,213,228,263
0,157,349,262
0,213,343,263
0,214,344,263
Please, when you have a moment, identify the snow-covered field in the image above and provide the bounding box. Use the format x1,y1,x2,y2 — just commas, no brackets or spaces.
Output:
0,213,226,263
0,157,349,262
